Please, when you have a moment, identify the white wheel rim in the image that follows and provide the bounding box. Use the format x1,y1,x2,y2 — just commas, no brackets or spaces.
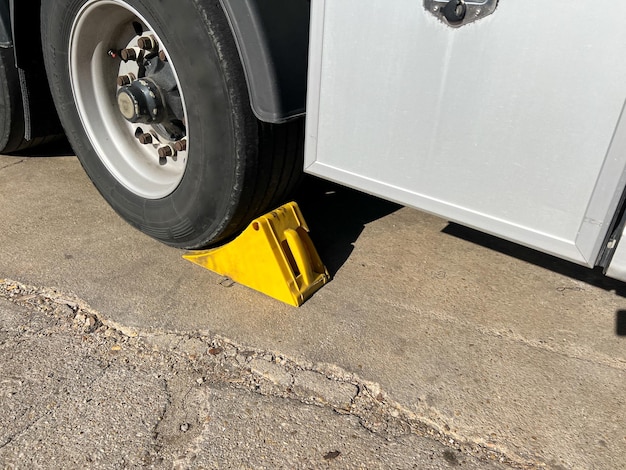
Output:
70,0,189,199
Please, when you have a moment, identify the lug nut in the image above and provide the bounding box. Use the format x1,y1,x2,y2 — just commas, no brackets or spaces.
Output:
137,133,153,144
158,146,174,158
120,48,137,61
116,73,136,87
137,36,156,50
117,76,131,87
173,139,187,152
158,50,167,62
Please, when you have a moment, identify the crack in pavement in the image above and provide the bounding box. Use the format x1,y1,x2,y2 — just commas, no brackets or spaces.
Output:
0,159,26,172
0,278,544,469
150,377,172,457
0,408,55,451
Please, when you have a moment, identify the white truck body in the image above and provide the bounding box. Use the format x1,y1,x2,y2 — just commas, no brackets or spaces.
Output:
305,0,626,280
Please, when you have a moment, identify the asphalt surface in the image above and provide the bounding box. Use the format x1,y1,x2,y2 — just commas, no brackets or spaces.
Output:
1,150,625,469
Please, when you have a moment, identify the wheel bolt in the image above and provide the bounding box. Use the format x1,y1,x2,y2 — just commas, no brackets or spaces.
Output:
120,48,137,61
158,50,167,62
137,36,156,50
137,133,153,144
173,139,187,152
117,76,131,87
158,146,174,158
116,73,136,87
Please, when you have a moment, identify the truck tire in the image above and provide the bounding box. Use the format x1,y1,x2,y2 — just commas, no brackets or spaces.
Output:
40,0,303,248
0,47,58,153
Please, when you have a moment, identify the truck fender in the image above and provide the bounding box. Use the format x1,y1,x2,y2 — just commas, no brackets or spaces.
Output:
219,0,310,123
0,0,10,46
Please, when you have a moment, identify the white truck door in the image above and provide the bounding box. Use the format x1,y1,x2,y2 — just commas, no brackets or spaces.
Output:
305,0,626,270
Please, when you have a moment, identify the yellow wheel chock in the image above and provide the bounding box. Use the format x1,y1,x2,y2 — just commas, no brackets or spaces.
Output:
183,202,330,307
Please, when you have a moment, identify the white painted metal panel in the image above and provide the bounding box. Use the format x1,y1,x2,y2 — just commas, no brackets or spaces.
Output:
305,0,626,266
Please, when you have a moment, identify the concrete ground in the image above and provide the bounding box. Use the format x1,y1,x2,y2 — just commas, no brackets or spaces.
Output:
0,290,501,469
0,151,624,469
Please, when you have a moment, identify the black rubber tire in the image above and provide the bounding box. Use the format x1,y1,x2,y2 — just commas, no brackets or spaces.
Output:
40,0,303,248
0,47,58,153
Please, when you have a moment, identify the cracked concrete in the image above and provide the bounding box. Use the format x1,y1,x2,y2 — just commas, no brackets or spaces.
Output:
0,158,24,171
1,154,625,469
0,280,507,469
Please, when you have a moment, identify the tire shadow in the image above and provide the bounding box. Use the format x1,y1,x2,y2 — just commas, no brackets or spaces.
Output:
293,176,401,276
10,137,74,157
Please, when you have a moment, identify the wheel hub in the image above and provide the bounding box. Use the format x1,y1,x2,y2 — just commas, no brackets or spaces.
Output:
116,78,164,124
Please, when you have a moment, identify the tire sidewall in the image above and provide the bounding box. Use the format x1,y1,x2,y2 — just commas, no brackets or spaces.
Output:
41,0,253,248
